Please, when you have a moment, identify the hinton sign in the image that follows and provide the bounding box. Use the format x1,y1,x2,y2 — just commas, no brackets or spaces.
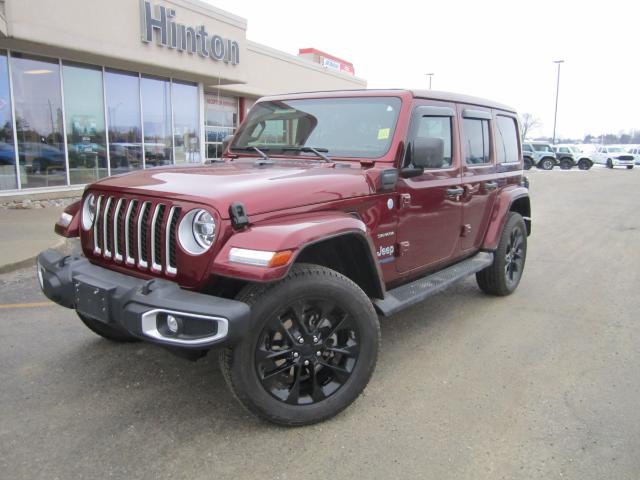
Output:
141,1,240,65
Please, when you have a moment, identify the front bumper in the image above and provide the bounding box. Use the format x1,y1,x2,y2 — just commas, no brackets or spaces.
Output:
613,159,634,166
37,249,250,349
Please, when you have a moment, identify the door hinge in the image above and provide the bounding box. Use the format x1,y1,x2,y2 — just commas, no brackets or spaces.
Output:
461,224,472,237
400,193,411,209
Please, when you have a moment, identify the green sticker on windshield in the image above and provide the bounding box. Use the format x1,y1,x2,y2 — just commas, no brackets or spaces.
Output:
377,128,390,140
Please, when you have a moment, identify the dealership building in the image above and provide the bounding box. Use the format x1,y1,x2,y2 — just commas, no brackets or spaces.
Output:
0,0,365,196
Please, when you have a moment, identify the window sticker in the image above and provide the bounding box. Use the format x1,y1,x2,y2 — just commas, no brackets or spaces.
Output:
377,128,390,140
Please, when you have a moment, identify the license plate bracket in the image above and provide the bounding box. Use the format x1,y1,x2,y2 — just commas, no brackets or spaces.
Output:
75,280,111,323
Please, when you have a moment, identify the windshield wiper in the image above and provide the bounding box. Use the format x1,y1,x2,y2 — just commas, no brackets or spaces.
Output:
231,146,273,164
282,146,332,163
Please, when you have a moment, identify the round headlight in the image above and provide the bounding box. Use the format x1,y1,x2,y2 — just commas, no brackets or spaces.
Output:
178,209,216,255
193,210,216,249
81,194,97,231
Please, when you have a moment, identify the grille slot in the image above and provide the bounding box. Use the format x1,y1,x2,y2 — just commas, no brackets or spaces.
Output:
138,202,151,268
125,200,138,265
151,204,166,272
113,198,125,262
93,195,104,254
166,207,181,275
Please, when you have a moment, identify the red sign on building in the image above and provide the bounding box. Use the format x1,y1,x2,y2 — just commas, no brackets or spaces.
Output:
298,48,355,76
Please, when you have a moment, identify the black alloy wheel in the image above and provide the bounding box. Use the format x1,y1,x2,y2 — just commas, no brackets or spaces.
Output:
504,226,525,290
255,298,359,405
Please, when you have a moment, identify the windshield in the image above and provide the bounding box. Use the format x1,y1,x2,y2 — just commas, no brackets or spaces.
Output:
231,97,402,159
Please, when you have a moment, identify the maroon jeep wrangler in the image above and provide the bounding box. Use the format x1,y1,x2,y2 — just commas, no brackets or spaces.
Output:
38,89,531,425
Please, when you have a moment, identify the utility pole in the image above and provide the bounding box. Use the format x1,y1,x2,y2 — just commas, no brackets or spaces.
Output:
552,60,564,145
425,73,434,90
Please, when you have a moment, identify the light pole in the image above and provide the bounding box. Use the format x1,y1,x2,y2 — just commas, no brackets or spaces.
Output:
552,60,564,145
425,73,434,90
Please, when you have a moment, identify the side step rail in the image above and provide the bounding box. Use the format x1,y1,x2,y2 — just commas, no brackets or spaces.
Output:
374,251,494,316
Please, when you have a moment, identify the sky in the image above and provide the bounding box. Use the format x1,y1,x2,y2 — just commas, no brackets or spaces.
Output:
205,0,638,140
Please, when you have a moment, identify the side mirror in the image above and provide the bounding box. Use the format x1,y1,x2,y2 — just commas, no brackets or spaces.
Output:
222,135,235,154
413,137,444,169
401,137,444,178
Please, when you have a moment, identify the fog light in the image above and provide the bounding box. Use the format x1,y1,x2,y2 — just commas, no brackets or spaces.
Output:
167,315,180,334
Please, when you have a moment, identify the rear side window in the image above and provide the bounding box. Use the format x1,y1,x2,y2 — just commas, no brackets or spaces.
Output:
532,144,553,152
415,116,452,168
495,116,519,164
463,118,490,165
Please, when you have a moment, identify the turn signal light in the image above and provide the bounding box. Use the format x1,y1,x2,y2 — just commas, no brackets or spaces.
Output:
268,250,293,267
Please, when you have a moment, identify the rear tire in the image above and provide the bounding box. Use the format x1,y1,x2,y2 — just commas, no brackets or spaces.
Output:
559,158,573,170
77,312,139,342
219,264,380,426
578,159,592,170
476,212,527,296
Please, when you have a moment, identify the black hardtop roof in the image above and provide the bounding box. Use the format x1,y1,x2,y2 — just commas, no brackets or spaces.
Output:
259,89,517,114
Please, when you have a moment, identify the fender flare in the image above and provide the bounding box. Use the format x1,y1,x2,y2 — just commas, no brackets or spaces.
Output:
212,211,384,292
481,186,530,251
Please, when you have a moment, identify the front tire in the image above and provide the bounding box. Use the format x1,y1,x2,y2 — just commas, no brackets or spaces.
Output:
476,212,527,296
77,312,139,342
626,165,633,170
220,264,380,426
539,158,554,170
523,157,533,170
607,159,613,168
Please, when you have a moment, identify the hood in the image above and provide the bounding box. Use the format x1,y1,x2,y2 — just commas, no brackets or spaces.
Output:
92,160,376,218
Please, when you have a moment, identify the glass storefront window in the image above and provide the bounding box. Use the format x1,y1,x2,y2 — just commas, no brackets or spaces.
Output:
105,69,142,174
141,75,172,166
172,81,200,164
204,94,237,161
63,63,107,184
0,52,16,191
10,53,65,189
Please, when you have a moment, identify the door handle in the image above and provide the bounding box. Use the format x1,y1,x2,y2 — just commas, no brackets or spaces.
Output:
484,181,498,191
446,187,465,198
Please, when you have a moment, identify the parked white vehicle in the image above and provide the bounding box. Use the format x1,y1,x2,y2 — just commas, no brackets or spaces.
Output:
591,146,634,169
625,146,640,165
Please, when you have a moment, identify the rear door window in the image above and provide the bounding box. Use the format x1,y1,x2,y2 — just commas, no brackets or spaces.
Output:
462,118,490,165
495,116,519,164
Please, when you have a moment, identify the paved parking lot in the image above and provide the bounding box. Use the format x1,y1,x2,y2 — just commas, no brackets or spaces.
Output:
1,166,639,480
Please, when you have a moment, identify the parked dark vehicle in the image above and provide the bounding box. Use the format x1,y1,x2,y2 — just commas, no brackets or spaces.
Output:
553,145,593,170
38,89,531,426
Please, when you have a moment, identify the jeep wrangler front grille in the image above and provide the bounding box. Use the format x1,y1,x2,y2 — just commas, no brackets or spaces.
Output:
91,195,181,276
